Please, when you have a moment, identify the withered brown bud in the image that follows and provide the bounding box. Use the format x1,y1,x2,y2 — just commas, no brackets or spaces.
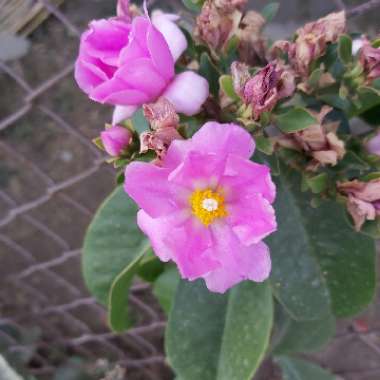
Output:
214,0,247,12
338,179,380,231
273,106,346,170
243,61,296,120
195,0,235,51
360,38,380,81
272,11,346,77
141,97,182,163
237,10,267,65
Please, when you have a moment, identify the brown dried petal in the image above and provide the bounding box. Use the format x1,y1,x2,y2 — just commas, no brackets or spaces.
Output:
347,195,377,231
231,61,251,98
338,179,380,203
143,97,179,131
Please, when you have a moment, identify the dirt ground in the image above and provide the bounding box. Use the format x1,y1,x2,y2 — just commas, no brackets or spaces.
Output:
0,0,379,379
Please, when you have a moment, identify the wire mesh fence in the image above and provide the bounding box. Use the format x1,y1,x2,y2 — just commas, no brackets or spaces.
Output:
0,0,379,379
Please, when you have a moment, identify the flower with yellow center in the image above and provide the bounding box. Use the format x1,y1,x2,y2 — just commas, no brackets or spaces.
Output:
190,188,228,226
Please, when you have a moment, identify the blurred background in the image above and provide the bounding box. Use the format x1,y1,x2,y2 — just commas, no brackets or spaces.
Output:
0,0,379,379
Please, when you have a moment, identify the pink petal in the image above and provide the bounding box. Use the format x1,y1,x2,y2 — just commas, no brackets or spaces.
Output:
221,154,276,203
138,211,219,278
137,209,188,261
151,11,188,61
85,19,131,66
116,58,167,98
163,139,192,170
204,223,271,293
147,21,175,81
191,122,255,159
124,162,177,217
168,151,226,190
227,194,277,246
163,71,209,116
112,105,138,124
90,78,149,105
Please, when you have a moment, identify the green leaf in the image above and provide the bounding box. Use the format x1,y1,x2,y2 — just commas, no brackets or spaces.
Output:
256,136,274,155
275,108,317,133
82,187,148,305
356,86,380,115
199,53,220,97
261,3,280,22
276,356,336,380
338,34,353,65
219,75,239,101
305,173,328,194
182,0,203,12
273,304,336,354
108,249,148,332
153,266,181,315
131,109,149,134
166,280,273,380
138,251,165,282
268,166,376,319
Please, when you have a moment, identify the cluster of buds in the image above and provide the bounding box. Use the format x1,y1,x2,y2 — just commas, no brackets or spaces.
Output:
195,0,266,64
271,11,346,77
273,107,346,171
338,179,380,231
232,61,296,120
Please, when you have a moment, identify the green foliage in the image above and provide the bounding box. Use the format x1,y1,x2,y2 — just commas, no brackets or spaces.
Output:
153,266,181,315
275,108,318,133
273,304,336,355
182,0,203,12
219,75,239,101
108,252,147,332
82,187,149,305
268,165,376,319
338,35,353,65
166,280,273,380
275,356,336,380
199,53,221,97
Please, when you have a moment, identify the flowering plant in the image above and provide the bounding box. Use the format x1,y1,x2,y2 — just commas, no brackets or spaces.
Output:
78,0,379,378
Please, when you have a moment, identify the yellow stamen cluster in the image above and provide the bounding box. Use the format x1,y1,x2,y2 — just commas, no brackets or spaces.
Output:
190,188,228,226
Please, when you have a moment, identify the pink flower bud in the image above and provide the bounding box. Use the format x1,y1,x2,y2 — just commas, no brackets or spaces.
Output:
100,126,132,156
366,131,380,156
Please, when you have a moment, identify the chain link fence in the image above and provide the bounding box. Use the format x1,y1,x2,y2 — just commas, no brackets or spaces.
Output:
0,1,379,379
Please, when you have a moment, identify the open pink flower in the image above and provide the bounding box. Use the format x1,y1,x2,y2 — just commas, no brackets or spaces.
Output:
124,122,277,293
75,12,208,123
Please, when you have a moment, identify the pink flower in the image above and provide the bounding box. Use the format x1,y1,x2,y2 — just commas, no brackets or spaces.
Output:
124,122,277,293
366,131,380,156
75,13,208,123
100,125,132,156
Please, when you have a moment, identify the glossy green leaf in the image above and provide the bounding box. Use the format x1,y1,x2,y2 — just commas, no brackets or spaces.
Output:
166,280,273,380
305,173,328,194
273,304,336,354
275,108,317,133
82,187,148,305
261,3,280,22
256,136,274,155
268,166,376,319
276,356,336,380
199,53,220,97
153,266,181,315
138,252,165,283
108,249,148,332
356,86,380,115
338,34,352,65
